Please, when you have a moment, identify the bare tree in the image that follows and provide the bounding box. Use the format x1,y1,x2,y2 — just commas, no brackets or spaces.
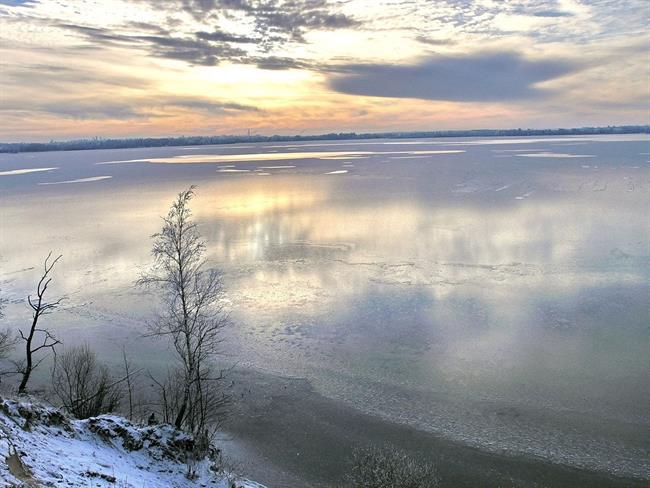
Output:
17,252,64,394
139,187,229,434
51,344,123,419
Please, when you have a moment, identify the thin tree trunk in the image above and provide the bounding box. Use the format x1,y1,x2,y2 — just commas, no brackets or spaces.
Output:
18,314,38,394
174,390,188,429
122,347,133,421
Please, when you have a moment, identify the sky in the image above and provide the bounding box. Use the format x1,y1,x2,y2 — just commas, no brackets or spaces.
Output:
0,0,648,141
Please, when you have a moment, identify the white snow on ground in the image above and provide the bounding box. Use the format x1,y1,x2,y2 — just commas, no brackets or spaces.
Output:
0,397,265,488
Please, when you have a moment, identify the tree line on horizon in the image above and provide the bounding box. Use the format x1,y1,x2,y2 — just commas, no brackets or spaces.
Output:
1,125,648,153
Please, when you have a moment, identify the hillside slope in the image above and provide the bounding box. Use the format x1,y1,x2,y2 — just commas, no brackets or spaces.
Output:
0,397,264,488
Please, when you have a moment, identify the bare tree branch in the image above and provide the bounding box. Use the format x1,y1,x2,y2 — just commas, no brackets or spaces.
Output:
17,252,65,394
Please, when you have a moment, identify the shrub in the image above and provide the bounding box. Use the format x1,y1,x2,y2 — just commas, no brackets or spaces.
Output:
346,445,439,488
51,344,122,419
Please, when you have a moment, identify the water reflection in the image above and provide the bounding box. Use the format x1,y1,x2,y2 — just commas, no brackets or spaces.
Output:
0,137,649,476
97,149,465,165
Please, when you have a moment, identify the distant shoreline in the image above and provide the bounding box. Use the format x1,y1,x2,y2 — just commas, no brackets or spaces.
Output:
1,125,648,154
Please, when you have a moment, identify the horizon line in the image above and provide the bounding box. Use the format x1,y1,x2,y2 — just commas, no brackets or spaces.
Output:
2,124,649,154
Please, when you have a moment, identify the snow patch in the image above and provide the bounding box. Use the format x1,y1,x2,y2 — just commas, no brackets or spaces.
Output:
0,397,264,488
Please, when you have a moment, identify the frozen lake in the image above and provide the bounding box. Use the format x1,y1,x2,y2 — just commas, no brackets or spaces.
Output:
1,134,649,479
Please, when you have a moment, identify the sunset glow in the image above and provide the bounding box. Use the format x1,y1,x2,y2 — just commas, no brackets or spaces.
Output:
1,0,648,141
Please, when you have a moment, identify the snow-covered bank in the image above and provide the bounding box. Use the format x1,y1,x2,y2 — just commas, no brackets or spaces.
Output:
0,397,265,487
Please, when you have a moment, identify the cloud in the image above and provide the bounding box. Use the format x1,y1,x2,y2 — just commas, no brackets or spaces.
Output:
0,63,153,95
55,19,322,69
328,52,578,102
0,0,37,6
58,23,247,66
252,56,311,70
134,34,247,65
16,2,358,70
16,100,142,120
136,0,359,43
195,30,258,43
416,35,456,46
0,94,260,120
251,5,358,42
56,24,141,46
533,10,574,18
162,97,261,112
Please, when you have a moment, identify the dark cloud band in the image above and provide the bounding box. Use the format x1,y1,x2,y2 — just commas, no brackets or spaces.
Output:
328,52,578,102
